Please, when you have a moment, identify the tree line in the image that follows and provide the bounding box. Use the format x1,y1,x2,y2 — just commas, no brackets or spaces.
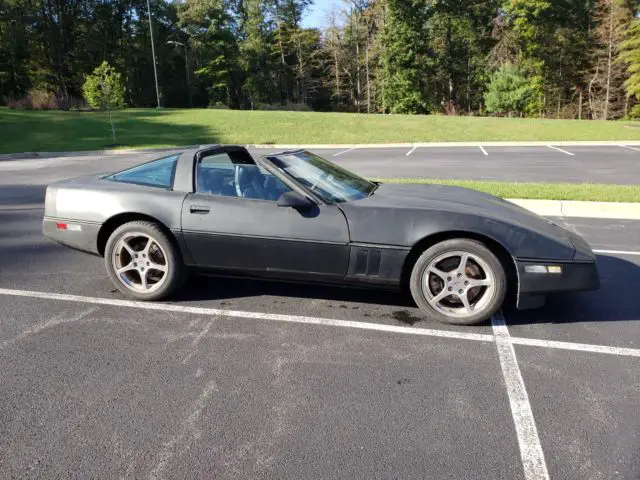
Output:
1,0,639,119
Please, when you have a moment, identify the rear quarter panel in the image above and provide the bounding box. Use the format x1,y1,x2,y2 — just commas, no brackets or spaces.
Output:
45,179,187,229
43,179,187,255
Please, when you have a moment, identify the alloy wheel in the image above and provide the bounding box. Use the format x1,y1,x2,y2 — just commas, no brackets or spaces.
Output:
111,232,169,293
421,250,496,319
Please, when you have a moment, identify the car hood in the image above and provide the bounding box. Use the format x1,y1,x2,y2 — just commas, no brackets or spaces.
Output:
369,182,509,207
351,182,570,242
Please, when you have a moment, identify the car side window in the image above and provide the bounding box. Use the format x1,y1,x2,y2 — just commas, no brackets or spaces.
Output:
105,154,180,189
197,152,291,201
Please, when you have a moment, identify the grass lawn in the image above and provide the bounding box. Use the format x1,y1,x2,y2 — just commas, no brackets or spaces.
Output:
375,179,640,203
1,107,639,154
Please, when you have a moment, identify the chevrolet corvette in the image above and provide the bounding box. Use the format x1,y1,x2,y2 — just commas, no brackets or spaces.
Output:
43,145,600,325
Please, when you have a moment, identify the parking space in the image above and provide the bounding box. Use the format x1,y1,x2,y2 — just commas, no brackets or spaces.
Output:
515,346,640,480
1,152,640,478
331,147,483,179
0,297,524,480
324,145,640,183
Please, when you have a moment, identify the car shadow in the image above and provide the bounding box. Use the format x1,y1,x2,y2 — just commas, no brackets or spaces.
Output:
173,274,415,309
504,254,640,325
174,254,640,325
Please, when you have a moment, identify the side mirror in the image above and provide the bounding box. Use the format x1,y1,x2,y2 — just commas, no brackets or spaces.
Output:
277,191,315,209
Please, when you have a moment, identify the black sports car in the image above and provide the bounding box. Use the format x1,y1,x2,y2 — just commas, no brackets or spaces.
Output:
43,145,599,325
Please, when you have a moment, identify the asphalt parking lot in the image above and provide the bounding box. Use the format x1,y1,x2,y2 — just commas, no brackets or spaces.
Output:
314,144,640,184
1,153,639,479
1,144,640,188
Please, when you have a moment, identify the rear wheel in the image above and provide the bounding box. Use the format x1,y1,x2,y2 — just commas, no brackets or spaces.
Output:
105,221,186,301
409,239,507,325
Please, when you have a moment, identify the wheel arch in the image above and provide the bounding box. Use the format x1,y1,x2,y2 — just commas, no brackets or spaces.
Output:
97,212,180,257
401,230,519,300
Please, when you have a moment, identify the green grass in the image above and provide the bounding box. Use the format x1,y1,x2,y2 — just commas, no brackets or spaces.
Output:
374,179,640,203
1,107,639,154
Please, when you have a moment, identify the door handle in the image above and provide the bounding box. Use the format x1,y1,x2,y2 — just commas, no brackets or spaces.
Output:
189,205,210,214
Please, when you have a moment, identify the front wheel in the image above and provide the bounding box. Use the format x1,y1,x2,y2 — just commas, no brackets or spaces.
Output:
409,239,507,325
104,221,186,301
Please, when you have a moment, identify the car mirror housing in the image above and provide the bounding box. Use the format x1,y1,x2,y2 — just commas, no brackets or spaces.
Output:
277,191,315,209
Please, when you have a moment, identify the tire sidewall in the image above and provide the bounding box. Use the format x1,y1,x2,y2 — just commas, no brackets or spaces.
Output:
409,239,507,325
104,221,184,301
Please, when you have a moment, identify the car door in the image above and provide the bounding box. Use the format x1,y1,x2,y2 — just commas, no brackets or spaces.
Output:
181,148,351,280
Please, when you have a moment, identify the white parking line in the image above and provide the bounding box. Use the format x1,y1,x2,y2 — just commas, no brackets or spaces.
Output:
594,249,640,256
1,288,639,360
492,313,549,480
406,146,417,156
619,145,640,152
479,145,488,156
0,288,495,343
332,148,356,157
510,336,640,358
547,145,575,156
2,285,638,360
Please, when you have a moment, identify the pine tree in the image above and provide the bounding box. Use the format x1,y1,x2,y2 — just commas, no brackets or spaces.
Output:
618,18,640,118
379,0,431,114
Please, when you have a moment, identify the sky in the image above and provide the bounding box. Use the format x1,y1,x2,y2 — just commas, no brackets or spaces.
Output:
301,0,342,28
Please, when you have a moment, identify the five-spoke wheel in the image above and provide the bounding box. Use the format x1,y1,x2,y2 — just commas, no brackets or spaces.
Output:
410,239,506,325
105,221,186,300
112,233,169,293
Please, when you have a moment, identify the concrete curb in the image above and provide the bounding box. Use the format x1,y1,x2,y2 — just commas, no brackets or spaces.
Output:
2,140,640,160
506,199,640,220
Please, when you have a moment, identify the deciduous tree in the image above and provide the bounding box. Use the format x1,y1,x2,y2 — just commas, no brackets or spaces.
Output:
82,61,125,144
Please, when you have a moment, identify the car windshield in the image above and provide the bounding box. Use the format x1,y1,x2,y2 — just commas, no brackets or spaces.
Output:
265,151,377,203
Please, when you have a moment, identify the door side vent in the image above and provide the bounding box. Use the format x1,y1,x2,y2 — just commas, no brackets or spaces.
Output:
352,248,382,277
354,249,368,275
367,250,381,276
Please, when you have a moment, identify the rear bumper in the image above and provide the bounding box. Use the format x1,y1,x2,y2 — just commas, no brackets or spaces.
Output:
43,217,101,255
516,259,600,295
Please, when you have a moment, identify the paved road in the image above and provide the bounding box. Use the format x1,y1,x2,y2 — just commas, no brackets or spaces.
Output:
1,144,640,189
0,160,639,478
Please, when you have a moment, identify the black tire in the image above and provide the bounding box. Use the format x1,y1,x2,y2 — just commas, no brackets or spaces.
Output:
104,220,187,301
409,239,507,325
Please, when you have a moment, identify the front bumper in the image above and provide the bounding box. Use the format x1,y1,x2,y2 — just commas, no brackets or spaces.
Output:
43,217,101,255
516,259,600,295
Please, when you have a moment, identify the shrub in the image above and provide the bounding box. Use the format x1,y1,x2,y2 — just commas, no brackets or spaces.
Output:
29,89,58,109
207,102,230,109
255,101,312,112
7,89,60,110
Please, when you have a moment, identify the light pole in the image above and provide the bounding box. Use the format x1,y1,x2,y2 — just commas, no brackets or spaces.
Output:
146,0,161,108
167,40,193,108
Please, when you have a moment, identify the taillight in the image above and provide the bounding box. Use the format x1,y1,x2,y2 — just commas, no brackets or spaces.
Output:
55,223,81,231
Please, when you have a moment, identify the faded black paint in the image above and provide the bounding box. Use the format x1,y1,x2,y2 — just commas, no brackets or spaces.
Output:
42,145,600,306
